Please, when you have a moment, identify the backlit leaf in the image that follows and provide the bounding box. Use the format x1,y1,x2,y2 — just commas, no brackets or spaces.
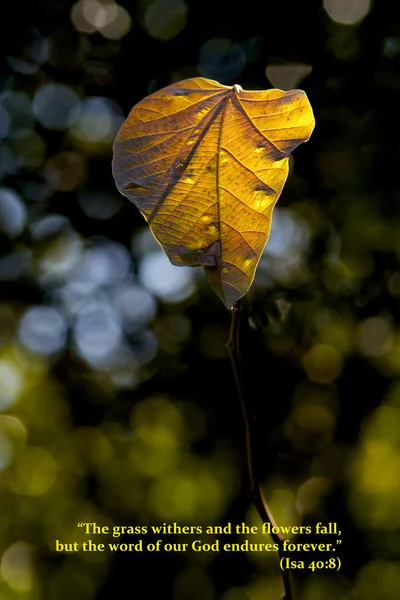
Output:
112,77,315,309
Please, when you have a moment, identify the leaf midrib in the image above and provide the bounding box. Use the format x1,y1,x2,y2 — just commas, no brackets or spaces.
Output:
216,94,231,304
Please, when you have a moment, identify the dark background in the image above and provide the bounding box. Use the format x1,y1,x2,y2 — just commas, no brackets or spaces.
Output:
1,0,400,599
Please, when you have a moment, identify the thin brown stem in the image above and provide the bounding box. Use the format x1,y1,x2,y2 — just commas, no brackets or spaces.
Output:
227,298,293,600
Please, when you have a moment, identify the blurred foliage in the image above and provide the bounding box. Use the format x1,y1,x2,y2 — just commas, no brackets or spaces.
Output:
1,0,400,599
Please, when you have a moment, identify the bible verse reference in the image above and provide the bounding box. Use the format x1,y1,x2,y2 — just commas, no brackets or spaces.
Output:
54,521,342,571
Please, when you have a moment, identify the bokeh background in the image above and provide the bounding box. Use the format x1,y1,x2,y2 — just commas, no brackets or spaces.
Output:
1,0,400,598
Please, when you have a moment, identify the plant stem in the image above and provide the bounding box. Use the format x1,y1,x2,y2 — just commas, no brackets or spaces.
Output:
226,298,293,600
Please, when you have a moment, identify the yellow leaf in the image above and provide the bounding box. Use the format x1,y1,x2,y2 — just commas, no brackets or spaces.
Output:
112,77,315,309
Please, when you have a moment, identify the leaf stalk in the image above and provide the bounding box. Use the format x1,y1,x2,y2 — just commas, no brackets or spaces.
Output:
226,299,294,600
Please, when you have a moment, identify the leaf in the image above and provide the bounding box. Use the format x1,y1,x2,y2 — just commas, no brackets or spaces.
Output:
112,77,315,309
